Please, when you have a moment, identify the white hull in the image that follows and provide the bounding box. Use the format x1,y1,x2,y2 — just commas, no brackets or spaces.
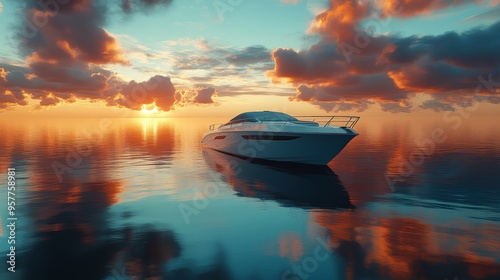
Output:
201,122,358,165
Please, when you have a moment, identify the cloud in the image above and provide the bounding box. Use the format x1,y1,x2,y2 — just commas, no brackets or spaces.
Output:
193,87,217,104
0,0,219,112
38,95,62,108
462,6,500,23
167,42,272,70
379,100,412,113
419,99,456,112
268,0,500,112
378,0,481,18
309,0,370,42
109,75,177,111
386,23,500,69
0,90,28,109
19,1,128,65
174,54,222,70
0,62,118,105
157,40,274,97
174,86,218,107
225,46,271,65
121,0,173,14
105,76,217,111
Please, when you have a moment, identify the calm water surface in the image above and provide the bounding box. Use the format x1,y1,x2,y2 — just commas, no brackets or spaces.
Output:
0,116,499,280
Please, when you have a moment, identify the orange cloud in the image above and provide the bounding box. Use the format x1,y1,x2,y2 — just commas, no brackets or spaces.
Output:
380,0,481,18
0,0,220,112
310,0,370,41
268,0,500,113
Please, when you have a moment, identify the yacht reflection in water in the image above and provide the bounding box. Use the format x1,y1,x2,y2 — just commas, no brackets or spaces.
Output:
202,149,355,210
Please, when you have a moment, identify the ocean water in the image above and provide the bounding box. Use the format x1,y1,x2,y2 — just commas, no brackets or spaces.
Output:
0,116,499,280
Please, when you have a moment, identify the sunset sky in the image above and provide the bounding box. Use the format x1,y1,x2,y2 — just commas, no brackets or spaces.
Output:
0,0,499,118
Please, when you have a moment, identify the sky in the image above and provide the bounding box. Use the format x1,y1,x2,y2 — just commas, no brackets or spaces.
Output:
0,0,499,118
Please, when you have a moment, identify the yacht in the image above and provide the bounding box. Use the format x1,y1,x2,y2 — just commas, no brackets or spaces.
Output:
201,111,359,165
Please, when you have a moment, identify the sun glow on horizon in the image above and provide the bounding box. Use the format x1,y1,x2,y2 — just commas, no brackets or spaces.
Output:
141,103,159,115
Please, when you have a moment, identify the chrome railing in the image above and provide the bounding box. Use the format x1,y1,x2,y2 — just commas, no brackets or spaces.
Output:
294,116,360,128
209,123,223,130
208,116,360,130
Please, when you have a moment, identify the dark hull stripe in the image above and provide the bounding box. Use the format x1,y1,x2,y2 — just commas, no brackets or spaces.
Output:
242,135,300,141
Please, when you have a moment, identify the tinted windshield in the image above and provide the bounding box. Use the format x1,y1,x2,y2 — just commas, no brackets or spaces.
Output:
230,111,297,122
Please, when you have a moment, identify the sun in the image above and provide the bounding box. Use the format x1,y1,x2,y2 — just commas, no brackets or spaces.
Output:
141,103,159,114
